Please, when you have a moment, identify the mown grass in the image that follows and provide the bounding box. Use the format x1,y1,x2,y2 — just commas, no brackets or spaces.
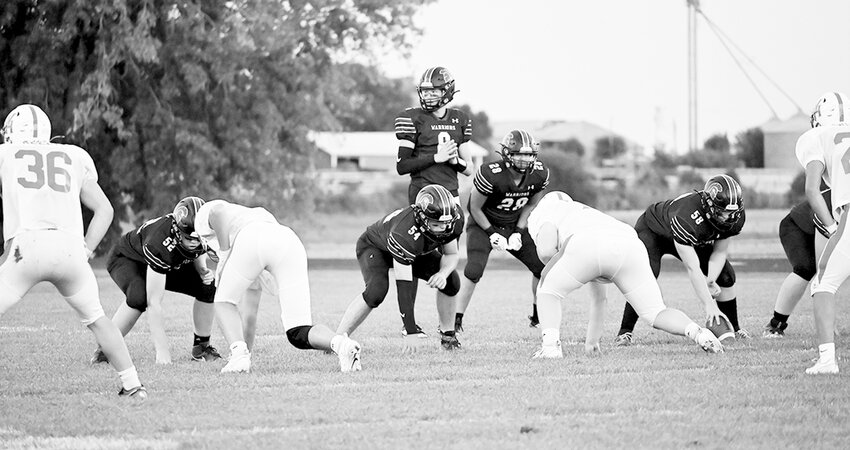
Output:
1,267,848,449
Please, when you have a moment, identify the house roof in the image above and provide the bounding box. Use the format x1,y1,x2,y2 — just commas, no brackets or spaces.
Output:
760,112,810,134
490,120,640,150
309,131,490,158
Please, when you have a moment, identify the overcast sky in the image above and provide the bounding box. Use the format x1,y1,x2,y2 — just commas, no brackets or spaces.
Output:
382,0,850,152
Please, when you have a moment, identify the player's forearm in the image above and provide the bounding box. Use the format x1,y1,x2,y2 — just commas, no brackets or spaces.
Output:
85,204,114,253
396,154,436,175
705,252,726,282
438,253,459,275
146,305,171,358
685,266,715,308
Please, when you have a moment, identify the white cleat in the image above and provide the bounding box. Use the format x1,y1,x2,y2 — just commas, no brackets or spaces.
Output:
532,341,563,359
338,333,362,373
696,328,724,353
805,359,839,375
221,352,251,374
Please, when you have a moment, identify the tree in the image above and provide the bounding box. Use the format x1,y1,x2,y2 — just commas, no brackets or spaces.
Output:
550,138,585,158
544,152,598,206
704,133,731,153
457,104,493,149
735,127,764,168
593,135,626,161
319,62,414,132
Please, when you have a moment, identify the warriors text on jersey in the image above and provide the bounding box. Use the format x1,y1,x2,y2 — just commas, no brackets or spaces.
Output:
473,159,549,227
395,107,473,195
642,192,745,246
113,215,207,273
363,206,463,265
0,142,97,241
796,126,850,217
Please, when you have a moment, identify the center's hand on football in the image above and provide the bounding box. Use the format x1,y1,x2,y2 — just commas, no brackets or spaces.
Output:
426,272,448,290
489,233,509,251
434,139,458,163
507,232,522,251
705,304,725,327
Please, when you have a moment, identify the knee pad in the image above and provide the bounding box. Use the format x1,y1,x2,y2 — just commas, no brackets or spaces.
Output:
362,279,389,308
195,283,216,304
792,263,817,282
439,271,461,297
463,261,485,283
716,265,736,288
124,279,148,312
286,325,314,350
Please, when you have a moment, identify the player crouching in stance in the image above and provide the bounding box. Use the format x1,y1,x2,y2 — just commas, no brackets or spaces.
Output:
91,196,221,365
337,184,465,351
0,104,146,400
194,200,361,373
526,192,723,358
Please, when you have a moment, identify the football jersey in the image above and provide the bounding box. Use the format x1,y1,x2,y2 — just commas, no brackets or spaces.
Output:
194,199,277,251
113,215,207,274
0,142,97,241
472,159,550,228
642,192,745,247
363,206,464,265
796,126,850,217
527,195,635,248
395,107,473,195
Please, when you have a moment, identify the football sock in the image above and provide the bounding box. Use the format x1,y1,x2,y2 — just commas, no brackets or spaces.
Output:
717,298,739,330
396,280,419,334
684,322,701,340
818,343,836,362
330,335,343,354
455,312,464,322
530,304,539,320
117,366,141,391
542,328,560,346
771,312,790,325
441,329,456,337
193,334,210,346
618,302,640,335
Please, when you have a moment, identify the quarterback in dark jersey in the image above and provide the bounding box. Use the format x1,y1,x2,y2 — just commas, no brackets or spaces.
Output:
393,66,474,337
91,197,220,365
337,185,465,350
615,175,748,345
764,189,832,337
454,130,549,332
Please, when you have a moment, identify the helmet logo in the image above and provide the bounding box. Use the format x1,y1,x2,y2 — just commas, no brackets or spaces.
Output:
439,68,453,84
419,193,434,209
173,205,189,223
706,181,722,198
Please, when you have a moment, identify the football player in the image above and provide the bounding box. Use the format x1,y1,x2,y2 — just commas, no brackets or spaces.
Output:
336,184,465,351
763,189,830,337
527,192,723,358
90,196,221,365
393,66,474,338
613,174,748,346
795,91,850,374
454,130,549,332
194,199,362,374
0,105,146,400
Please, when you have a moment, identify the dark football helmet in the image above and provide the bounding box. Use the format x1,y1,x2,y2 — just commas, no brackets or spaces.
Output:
700,174,743,231
413,184,458,239
416,66,456,113
499,129,540,173
171,196,205,249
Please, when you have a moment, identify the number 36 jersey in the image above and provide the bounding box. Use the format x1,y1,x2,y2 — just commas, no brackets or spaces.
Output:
642,192,745,247
796,125,850,217
0,142,97,241
472,160,549,228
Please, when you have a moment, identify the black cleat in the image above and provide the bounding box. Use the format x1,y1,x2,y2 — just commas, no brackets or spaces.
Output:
528,315,540,328
118,385,148,402
191,343,222,361
763,319,788,338
440,331,461,350
90,348,108,365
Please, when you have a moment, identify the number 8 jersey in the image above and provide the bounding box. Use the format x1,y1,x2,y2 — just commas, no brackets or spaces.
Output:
0,142,97,241
472,159,549,228
796,125,850,218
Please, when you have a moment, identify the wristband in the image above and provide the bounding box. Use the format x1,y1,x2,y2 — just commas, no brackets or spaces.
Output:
449,158,468,173
826,222,839,236
484,226,496,236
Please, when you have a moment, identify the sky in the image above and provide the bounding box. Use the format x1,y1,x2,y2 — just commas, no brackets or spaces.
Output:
381,0,850,153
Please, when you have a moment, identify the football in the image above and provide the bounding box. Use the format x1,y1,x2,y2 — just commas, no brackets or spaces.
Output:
706,316,735,341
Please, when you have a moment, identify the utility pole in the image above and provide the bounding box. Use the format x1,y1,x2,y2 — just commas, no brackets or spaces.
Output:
687,0,699,152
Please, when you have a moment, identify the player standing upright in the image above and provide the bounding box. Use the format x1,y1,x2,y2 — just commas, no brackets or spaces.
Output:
453,130,549,332
795,91,850,374
394,66,474,337
0,104,146,400
613,174,748,345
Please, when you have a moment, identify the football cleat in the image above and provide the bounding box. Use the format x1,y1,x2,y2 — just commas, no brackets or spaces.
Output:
191,343,222,362
440,331,461,350
90,348,108,365
401,325,429,338
532,341,563,359
118,385,148,402
695,328,724,353
735,328,752,339
763,320,788,338
337,333,362,373
806,359,839,375
528,314,540,328
613,332,634,347
221,352,251,374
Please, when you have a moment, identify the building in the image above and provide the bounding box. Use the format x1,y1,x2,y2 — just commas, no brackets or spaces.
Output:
761,113,809,170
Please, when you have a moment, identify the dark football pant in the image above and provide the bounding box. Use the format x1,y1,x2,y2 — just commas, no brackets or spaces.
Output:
107,252,215,312
463,220,545,283
617,213,737,335
779,214,817,281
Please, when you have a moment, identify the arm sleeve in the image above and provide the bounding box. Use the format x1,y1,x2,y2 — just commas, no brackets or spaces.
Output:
461,112,473,144
395,111,434,175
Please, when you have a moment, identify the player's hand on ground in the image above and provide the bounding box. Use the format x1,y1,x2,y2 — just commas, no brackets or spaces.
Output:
707,280,721,299
489,233,509,251
426,272,447,290
155,353,172,365
434,139,458,163
401,335,430,354
585,341,602,355
507,232,522,251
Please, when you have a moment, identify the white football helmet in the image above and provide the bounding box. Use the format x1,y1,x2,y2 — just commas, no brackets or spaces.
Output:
810,91,850,128
2,104,51,144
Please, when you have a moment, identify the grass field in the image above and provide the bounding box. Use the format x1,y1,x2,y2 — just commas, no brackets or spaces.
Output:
1,265,849,449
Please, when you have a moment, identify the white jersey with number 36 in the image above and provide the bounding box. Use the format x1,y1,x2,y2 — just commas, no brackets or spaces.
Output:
0,142,97,241
796,125,850,217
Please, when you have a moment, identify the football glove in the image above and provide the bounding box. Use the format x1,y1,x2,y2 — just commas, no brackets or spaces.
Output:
489,232,509,251
507,232,522,251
